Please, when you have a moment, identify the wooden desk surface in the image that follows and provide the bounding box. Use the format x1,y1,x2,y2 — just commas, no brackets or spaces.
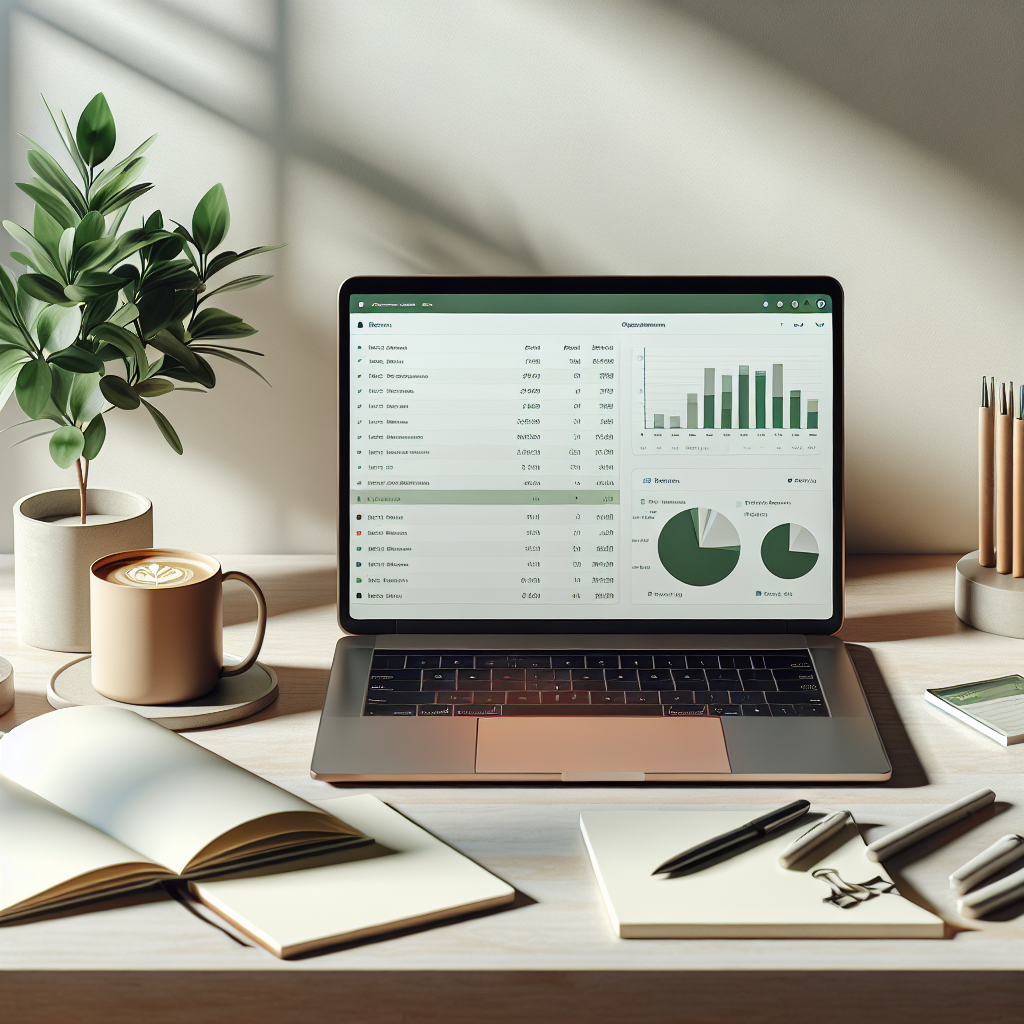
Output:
2,554,1021,1023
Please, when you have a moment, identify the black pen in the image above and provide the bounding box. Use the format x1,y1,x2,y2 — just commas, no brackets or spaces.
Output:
652,800,811,875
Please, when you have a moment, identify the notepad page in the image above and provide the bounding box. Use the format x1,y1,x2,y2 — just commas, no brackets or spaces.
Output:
580,810,944,939
964,693,1024,736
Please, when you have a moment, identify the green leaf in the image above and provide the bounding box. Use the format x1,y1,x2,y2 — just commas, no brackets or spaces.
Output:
58,226,75,276
137,288,176,339
134,377,174,397
108,300,139,328
3,219,64,281
193,347,270,385
148,328,200,373
90,135,155,195
17,280,46,331
63,271,124,303
0,264,17,310
16,359,52,417
49,362,73,418
32,205,65,267
74,235,118,274
199,274,271,302
18,180,80,230
76,93,116,167
48,344,104,373
42,97,89,182
90,158,149,211
188,306,255,340
112,265,140,304
24,146,87,215
95,182,155,217
82,413,106,459
81,291,119,334
69,371,104,423
36,304,82,352
75,210,106,250
191,184,230,255
49,424,84,468
99,374,140,409
90,322,148,375
107,226,170,269
142,398,182,454
205,243,284,278
0,347,30,410
142,258,200,291
17,181,80,230
19,273,69,305
158,352,215,389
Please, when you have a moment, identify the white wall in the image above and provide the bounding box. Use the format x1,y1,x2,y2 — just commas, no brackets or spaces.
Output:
2,0,1022,554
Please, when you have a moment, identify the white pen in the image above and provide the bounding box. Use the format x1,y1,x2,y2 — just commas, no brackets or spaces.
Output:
865,789,996,862
778,810,851,869
950,834,1024,894
957,865,1024,919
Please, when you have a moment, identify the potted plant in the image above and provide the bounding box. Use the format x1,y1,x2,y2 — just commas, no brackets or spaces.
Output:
2,93,281,651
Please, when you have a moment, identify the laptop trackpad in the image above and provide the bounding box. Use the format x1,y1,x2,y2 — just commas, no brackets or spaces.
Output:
475,718,731,774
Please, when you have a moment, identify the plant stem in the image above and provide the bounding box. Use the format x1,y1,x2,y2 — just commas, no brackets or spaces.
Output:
75,458,87,524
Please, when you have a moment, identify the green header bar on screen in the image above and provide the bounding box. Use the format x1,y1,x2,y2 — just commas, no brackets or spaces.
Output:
348,294,832,314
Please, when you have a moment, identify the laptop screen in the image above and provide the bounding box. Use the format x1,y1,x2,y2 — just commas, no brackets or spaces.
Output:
340,278,842,634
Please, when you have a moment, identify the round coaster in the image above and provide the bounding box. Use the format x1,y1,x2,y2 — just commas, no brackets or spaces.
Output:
47,654,278,730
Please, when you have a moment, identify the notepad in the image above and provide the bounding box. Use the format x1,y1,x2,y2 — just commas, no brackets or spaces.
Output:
925,675,1024,746
190,794,516,957
580,810,945,939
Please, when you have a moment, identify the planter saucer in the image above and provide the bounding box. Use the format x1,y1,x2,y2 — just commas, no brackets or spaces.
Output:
48,654,278,730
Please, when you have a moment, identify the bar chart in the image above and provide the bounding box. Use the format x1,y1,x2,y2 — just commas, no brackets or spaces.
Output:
634,347,824,455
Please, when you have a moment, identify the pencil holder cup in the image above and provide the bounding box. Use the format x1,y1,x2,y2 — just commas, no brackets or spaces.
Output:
954,551,1024,638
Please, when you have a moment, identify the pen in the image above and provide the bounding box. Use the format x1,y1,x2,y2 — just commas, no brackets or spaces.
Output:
1014,386,1023,578
980,376,995,568
778,809,851,868
957,865,1024,919
652,799,810,875
996,383,1012,574
865,788,995,862
950,834,1024,894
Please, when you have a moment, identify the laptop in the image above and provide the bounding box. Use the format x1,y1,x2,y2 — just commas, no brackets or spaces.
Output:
311,275,891,782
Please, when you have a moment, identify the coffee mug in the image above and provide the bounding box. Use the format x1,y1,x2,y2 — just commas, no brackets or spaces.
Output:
89,548,267,705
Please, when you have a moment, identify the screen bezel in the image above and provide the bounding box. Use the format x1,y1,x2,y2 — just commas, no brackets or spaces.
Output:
337,275,844,635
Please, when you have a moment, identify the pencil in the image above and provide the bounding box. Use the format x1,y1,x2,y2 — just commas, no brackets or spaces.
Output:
979,376,995,567
1015,385,1024,578
996,382,1013,574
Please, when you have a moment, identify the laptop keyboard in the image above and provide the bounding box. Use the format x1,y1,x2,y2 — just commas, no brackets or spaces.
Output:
363,650,829,718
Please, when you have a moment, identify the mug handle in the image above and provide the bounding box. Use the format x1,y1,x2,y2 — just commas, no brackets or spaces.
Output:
220,571,268,676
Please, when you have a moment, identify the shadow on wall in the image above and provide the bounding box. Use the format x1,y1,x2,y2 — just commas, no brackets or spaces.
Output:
1,0,1022,554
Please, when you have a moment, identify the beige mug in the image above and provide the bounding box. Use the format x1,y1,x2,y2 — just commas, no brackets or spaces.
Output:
89,548,268,705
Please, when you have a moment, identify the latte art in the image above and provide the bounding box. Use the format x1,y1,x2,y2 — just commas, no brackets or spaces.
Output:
125,562,193,586
98,551,216,588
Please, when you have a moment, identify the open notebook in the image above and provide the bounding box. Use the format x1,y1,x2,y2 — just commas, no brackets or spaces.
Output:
581,809,945,938
0,706,369,921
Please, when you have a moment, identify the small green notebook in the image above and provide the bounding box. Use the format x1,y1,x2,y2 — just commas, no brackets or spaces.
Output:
925,675,1024,746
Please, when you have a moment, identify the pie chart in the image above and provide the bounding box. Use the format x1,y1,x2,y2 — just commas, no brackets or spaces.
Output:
658,507,741,587
761,523,819,579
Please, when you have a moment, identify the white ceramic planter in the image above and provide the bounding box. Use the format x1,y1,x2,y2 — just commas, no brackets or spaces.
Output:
0,655,12,717
14,488,153,652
